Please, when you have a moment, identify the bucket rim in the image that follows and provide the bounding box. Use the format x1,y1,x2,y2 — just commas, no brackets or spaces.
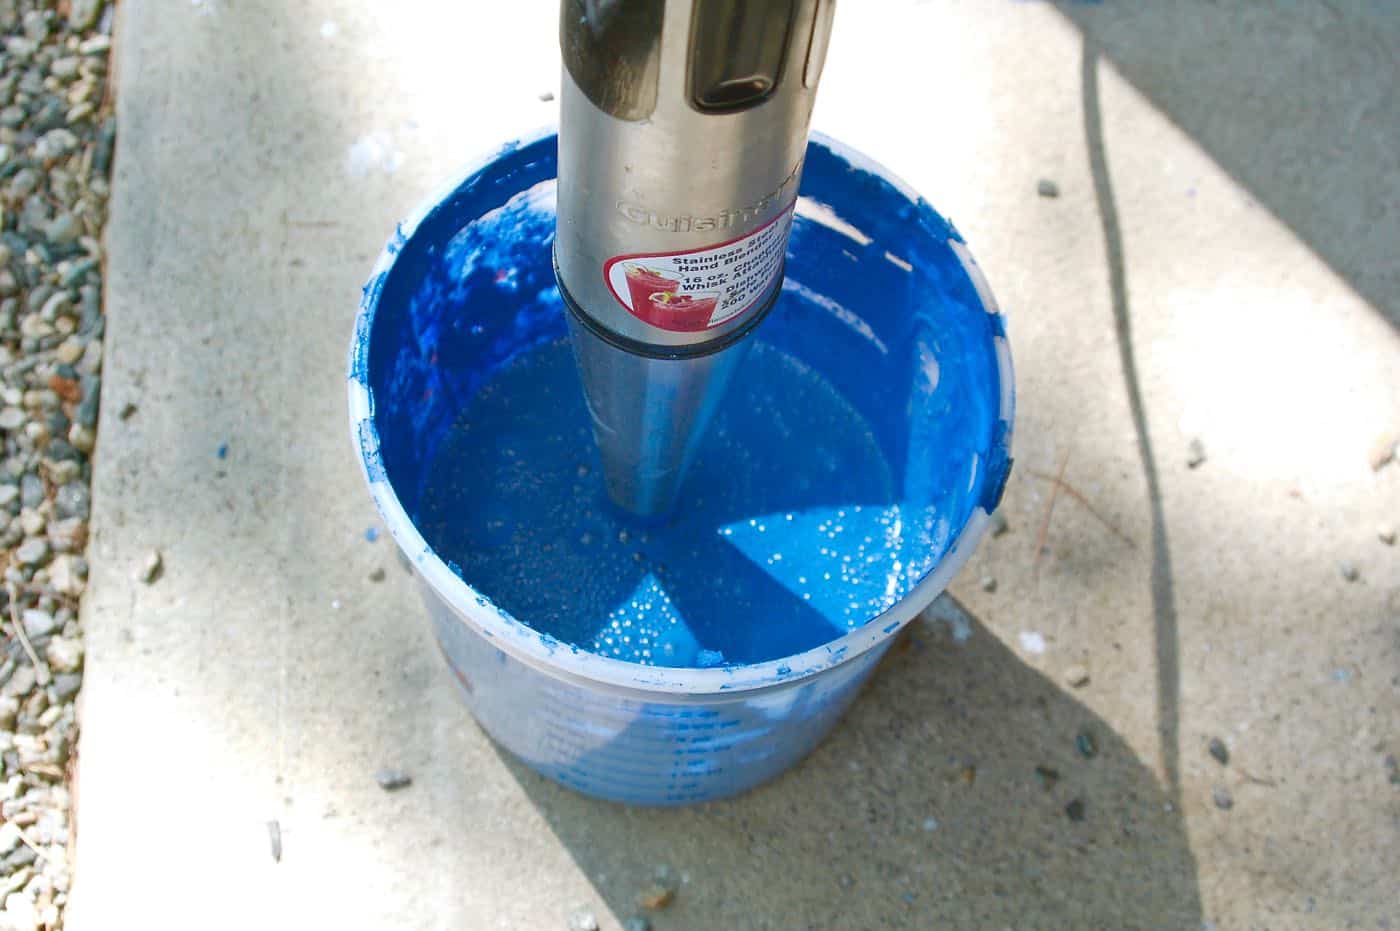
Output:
347,126,1015,698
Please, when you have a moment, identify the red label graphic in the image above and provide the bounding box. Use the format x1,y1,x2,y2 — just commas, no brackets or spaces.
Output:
603,204,794,332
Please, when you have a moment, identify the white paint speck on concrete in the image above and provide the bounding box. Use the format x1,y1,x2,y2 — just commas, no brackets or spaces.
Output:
1018,631,1046,655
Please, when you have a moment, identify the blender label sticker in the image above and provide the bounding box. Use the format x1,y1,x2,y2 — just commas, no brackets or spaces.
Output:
603,204,794,333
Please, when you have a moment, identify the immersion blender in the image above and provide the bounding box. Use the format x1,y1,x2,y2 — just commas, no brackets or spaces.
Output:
555,0,837,518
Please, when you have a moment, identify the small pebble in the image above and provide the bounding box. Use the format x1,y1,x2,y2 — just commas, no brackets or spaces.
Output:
1378,525,1396,546
566,910,599,931
22,610,58,640
45,636,82,673
538,91,555,102
15,537,49,566
637,864,679,910
978,575,996,593
68,423,94,453
637,884,674,911
53,338,84,365
51,674,81,701
1187,437,1207,469
1212,786,1234,810
1385,754,1398,785
1338,561,1359,583
1367,432,1397,471
374,768,411,791
1063,664,1090,688
20,475,45,511
368,567,386,583
1207,737,1230,766
1034,765,1059,790
118,402,137,420
267,819,282,863
54,483,90,520
1075,730,1098,759
1036,179,1060,198
1065,798,1085,822
136,548,162,583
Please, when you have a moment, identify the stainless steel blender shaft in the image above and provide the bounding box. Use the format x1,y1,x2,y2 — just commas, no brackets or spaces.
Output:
555,0,836,518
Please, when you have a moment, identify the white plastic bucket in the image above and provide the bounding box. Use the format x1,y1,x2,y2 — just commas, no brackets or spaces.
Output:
348,130,1014,805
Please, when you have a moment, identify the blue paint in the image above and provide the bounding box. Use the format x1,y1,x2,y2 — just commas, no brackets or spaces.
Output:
357,418,386,484
217,443,228,460
416,339,910,666
361,133,1007,672
365,526,379,543
352,132,1012,803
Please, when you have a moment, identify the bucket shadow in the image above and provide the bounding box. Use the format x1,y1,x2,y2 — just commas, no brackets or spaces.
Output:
491,596,1202,927
1054,2,1400,330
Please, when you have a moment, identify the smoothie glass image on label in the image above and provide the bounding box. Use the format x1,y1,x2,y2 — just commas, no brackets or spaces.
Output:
622,264,680,317
646,290,721,331
604,205,797,333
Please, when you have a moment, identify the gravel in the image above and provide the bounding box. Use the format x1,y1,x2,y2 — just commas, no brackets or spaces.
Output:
1208,737,1230,766
1062,663,1090,688
19,610,54,640
13,538,47,566
1212,786,1235,810
1036,179,1060,198
42,637,80,673
0,2,115,926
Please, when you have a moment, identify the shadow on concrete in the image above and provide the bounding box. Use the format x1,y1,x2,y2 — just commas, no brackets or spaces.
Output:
1081,37,1181,802
1055,2,1400,329
494,597,1201,928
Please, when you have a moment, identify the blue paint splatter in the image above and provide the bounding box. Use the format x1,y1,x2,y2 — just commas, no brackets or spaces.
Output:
217,443,228,460
365,527,379,542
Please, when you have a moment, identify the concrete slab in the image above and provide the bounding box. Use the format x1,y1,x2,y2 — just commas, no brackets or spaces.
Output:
71,1,1398,929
